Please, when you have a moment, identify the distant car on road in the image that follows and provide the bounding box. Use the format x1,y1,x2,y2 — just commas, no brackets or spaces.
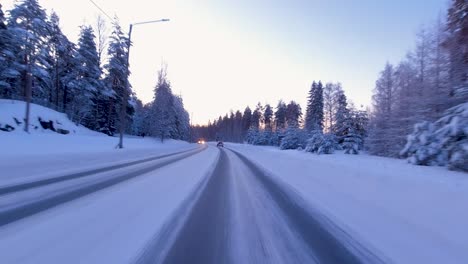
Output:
217,141,224,147
197,139,205,144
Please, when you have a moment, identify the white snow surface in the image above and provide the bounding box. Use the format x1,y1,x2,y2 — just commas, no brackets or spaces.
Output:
0,146,219,264
227,143,468,264
0,99,194,186
0,99,100,136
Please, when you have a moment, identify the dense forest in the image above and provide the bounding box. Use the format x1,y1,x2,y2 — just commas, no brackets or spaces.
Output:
0,0,190,141
193,0,467,171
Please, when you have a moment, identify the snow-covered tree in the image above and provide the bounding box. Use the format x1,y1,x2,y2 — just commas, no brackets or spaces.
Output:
152,68,175,141
349,106,369,149
331,87,350,139
323,82,339,132
445,0,468,103
103,20,132,135
367,63,396,156
47,12,80,113
264,104,273,131
0,4,17,97
251,103,263,130
242,106,252,140
71,25,108,130
305,81,324,132
7,0,52,99
274,100,287,131
286,101,302,128
305,132,337,154
342,129,362,154
401,103,468,171
279,127,307,150
94,14,108,67
400,121,439,165
173,95,190,140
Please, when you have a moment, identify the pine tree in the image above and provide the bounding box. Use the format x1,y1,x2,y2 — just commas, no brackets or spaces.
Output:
263,104,273,131
305,81,324,132
152,68,175,141
242,106,252,140
285,101,302,128
251,103,263,130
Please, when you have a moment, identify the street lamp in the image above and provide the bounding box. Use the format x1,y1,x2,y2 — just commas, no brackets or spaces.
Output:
118,18,170,149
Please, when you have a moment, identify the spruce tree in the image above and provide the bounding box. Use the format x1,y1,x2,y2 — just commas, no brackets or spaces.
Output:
7,0,52,100
73,25,106,130
152,68,175,141
332,88,350,139
0,4,17,97
104,21,131,135
305,81,324,132
274,100,287,131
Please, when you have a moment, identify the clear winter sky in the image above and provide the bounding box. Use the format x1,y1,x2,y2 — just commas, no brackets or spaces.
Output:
3,0,448,125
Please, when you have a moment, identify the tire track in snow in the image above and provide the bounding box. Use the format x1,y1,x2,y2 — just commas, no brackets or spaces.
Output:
0,147,201,196
153,147,384,264
0,146,207,227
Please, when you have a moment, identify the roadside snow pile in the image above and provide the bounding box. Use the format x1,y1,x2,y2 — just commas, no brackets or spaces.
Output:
401,103,468,171
0,99,99,135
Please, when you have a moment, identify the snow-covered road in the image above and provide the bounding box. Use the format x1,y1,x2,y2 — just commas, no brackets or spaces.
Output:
158,148,382,264
1,143,466,263
0,145,217,263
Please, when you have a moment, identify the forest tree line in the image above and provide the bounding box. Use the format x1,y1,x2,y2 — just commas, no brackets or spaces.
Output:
193,0,467,171
0,0,190,141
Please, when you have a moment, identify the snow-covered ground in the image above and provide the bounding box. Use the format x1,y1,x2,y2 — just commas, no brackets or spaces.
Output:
0,99,195,186
228,143,468,264
0,99,100,136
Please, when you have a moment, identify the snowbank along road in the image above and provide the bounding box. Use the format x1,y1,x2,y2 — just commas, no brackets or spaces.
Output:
1,144,386,263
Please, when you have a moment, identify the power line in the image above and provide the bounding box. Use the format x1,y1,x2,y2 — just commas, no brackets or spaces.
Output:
88,0,114,21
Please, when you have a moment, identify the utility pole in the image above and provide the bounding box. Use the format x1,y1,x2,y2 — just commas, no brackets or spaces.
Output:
118,19,169,149
24,56,32,133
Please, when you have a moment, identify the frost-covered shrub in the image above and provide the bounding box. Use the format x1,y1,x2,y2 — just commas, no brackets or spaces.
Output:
245,129,259,144
343,132,362,154
401,103,468,171
400,121,441,165
305,132,336,154
247,130,280,146
279,127,307,150
305,132,323,153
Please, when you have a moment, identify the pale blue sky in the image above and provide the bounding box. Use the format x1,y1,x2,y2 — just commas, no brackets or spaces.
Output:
3,0,448,124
